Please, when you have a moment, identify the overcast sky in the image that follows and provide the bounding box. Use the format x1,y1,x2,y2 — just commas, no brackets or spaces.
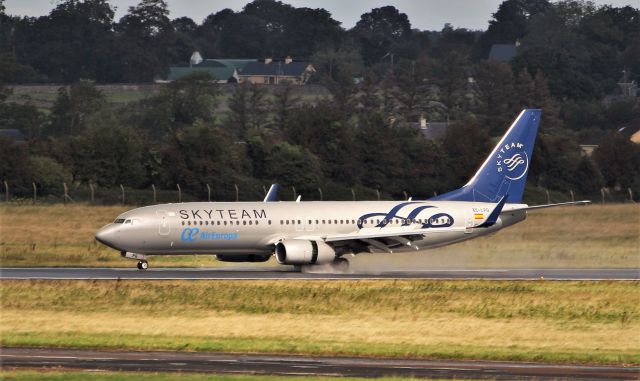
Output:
5,0,639,30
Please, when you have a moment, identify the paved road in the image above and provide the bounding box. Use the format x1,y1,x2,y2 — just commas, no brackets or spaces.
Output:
2,348,638,380
1,267,638,280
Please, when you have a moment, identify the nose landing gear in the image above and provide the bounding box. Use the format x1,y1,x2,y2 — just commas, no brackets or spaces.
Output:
121,251,149,270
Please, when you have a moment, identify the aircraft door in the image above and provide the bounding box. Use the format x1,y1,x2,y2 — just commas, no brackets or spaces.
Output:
157,210,171,236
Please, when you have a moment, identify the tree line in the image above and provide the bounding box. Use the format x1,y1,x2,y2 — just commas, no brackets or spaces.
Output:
0,0,639,203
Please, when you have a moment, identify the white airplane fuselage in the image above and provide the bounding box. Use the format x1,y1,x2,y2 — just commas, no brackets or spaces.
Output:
96,200,527,257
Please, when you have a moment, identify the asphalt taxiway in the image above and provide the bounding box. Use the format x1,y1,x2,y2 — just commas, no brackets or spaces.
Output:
1,267,638,280
2,347,638,380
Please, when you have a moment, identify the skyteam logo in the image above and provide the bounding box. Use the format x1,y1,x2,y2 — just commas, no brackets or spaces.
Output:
496,141,529,180
181,228,238,242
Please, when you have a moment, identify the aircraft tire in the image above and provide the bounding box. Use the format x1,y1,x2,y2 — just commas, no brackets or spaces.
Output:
137,260,148,270
332,258,349,273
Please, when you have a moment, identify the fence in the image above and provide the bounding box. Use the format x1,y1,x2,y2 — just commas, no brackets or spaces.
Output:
0,179,636,206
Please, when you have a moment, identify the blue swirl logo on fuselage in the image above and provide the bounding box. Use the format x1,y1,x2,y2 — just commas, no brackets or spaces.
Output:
358,202,454,229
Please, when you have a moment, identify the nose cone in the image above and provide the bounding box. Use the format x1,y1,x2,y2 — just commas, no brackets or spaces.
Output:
95,225,119,250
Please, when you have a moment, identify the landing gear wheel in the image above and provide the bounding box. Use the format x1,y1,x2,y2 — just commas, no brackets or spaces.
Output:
137,260,148,270
332,258,349,273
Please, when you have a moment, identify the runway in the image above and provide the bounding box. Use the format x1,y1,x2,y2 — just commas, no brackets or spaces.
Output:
0,267,638,280
2,348,638,380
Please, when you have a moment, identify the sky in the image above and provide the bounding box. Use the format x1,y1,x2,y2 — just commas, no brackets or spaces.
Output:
5,0,639,31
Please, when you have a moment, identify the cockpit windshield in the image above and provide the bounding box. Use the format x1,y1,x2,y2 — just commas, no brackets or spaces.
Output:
114,218,125,224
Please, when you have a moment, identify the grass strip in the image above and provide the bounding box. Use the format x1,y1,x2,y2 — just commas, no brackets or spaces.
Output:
1,280,638,365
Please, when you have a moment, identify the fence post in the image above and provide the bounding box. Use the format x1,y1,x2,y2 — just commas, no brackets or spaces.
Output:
376,189,380,201
206,184,211,202
63,182,68,206
292,186,297,200
403,190,408,201
433,191,437,198
351,188,356,201
151,184,156,204
177,184,182,203
317,187,323,201
89,183,95,204
119,184,125,205
3,180,8,202
600,188,605,205
569,189,574,203
234,184,239,202
262,185,267,197
629,188,634,203
545,189,550,204
32,182,37,204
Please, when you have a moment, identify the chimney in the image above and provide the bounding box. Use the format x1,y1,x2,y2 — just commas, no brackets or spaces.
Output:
419,115,427,128
264,57,272,64
285,56,293,64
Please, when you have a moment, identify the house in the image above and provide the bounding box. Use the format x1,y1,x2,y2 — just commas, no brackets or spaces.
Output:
238,57,315,85
166,60,240,83
488,42,518,62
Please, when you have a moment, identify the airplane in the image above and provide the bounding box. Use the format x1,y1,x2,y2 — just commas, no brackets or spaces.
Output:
95,109,589,271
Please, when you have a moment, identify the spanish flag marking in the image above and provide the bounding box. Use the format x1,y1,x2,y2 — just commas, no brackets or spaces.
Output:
474,213,484,220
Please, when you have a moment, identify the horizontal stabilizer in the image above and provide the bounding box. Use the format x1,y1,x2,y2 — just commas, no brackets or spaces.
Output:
505,200,591,212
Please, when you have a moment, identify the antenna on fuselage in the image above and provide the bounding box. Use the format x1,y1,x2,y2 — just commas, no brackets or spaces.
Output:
295,195,301,203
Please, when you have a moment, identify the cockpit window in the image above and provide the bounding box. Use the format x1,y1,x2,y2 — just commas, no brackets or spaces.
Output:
114,219,125,224
124,219,131,224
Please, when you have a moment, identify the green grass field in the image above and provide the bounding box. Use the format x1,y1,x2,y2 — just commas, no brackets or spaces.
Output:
0,203,637,268
1,280,638,365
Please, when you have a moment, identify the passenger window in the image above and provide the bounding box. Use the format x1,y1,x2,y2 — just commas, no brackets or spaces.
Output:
236,221,240,225
224,221,227,226
286,220,289,225
187,221,191,226
217,221,221,225
308,220,312,225
181,221,185,226
243,221,247,225
297,220,301,224
322,220,326,224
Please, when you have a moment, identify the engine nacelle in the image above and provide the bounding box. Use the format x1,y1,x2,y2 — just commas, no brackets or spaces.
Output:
275,240,336,265
216,254,271,263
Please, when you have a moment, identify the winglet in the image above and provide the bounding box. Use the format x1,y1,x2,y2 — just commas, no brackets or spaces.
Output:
476,195,508,228
263,184,279,202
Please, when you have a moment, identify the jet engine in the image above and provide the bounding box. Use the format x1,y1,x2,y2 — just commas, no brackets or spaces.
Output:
275,240,336,265
216,254,271,262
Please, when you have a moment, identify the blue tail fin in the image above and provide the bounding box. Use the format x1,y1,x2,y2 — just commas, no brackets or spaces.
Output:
431,109,541,204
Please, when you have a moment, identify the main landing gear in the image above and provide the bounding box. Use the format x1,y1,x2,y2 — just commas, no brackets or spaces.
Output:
331,257,350,273
121,251,149,270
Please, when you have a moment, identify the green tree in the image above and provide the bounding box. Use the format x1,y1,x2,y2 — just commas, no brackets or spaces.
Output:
70,126,147,187
116,0,175,82
29,156,72,194
593,132,640,190
351,6,412,66
442,117,492,188
263,142,323,190
159,121,242,190
49,81,106,136
14,0,116,82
